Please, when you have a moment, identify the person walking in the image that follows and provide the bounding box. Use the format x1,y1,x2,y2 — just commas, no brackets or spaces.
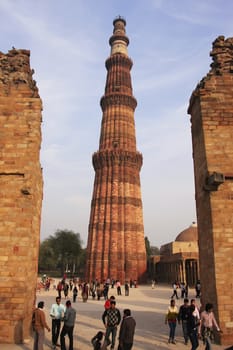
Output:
33,301,50,350
200,303,221,350
63,282,69,299
191,299,200,320
103,283,109,300
171,282,179,299
195,280,201,298
187,304,200,350
57,281,63,299
180,282,186,299
60,300,76,350
178,298,190,345
116,281,122,296
165,299,179,344
124,282,129,296
118,309,136,350
82,282,89,302
102,300,121,349
73,285,78,302
50,296,66,349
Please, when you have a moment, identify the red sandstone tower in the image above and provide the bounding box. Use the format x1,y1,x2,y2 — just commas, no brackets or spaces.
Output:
86,17,147,283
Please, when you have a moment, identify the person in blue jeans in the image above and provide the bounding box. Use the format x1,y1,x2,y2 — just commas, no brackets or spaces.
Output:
50,296,66,349
165,299,179,344
102,300,121,349
200,303,221,350
60,300,76,350
178,298,190,344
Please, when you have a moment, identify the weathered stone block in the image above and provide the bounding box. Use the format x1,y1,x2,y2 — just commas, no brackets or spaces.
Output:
188,36,233,344
0,49,42,344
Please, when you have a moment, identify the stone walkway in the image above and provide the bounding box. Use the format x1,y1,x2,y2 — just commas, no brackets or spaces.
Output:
1,284,230,350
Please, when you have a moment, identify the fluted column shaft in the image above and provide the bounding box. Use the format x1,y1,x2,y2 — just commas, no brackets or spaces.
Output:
86,18,147,283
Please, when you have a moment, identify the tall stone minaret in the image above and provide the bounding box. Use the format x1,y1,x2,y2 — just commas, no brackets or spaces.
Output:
86,17,147,283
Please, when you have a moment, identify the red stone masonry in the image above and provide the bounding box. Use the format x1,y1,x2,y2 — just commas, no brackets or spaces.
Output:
0,49,43,343
188,36,233,344
86,18,147,283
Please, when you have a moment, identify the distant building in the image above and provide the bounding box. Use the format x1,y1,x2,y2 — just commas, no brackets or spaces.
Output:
148,222,199,286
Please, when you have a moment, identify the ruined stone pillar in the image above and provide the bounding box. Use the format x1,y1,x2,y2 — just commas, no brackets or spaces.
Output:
182,260,186,284
0,49,43,343
188,36,233,344
86,17,147,283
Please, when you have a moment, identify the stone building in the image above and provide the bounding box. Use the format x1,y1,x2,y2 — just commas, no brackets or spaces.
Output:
0,49,43,343
188,36,233,344
86,17,147,283
149,222,199,286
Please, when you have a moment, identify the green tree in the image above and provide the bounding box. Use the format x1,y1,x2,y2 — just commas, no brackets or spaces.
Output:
150,246,160,255
145,236,151,257
39,239,56,270
144,236,160,257
39,229,84,276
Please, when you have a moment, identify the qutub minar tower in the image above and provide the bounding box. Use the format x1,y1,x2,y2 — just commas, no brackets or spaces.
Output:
86,17,147,283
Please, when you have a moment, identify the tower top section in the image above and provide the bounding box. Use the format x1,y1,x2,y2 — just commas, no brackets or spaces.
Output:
109,16,129,56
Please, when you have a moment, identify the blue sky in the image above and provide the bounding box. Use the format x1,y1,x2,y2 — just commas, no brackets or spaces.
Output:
1,0,233,247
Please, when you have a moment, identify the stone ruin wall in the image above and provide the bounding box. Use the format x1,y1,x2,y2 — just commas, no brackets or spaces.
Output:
0,49,43,343
188,36,233,344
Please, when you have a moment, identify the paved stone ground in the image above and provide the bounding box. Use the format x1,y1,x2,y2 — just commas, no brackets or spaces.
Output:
1,284,230,350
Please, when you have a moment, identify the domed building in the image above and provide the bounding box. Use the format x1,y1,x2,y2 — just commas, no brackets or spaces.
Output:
149,222,199,286
175,223,198,242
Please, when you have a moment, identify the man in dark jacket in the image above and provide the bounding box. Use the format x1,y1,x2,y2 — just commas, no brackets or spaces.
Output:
187,304,199,350
178,298,190,345
102,300,121,349
119,309,136,350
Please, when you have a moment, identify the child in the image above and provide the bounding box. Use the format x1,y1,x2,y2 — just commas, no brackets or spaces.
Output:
91,331,104,350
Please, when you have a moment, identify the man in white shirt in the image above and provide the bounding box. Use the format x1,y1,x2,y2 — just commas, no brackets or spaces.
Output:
50,296,66,349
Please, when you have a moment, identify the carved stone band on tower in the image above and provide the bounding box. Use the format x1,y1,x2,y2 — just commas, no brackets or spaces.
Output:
86,17,147,284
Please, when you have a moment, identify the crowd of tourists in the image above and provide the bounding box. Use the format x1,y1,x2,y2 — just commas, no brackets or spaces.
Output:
33,277,137,350
33,276,222,350
42,277,137,303
165,297,221,350
33,297,135,350
169,280,201,300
